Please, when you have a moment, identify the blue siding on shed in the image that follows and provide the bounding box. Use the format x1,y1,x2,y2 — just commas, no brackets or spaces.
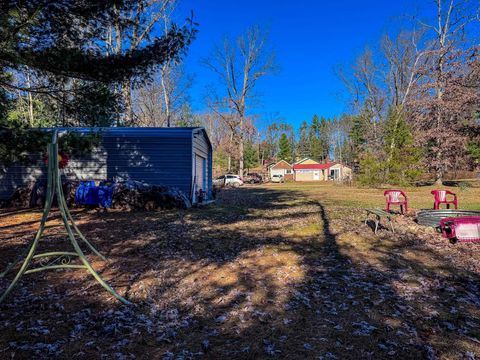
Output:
0,127,213,203
102,133,193,193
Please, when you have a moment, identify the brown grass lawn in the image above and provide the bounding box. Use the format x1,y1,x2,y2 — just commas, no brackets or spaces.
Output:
0,182,479,359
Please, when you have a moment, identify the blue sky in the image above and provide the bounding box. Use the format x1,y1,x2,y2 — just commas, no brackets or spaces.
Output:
175,1,419,130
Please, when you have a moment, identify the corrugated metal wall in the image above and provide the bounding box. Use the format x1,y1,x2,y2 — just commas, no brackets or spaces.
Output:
0,128,213,202
103,131,192,192
193,129,213,197
0,160,44,200
0,150,107,200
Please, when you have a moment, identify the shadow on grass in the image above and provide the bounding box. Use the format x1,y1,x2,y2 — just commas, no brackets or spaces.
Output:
0,186,479,359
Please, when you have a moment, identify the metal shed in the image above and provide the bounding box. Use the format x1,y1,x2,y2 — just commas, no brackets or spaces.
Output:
0,127,213,204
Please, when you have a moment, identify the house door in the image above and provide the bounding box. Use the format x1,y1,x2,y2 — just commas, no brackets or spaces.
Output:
313,170,320,180
330,168,340,180
195,154,206,194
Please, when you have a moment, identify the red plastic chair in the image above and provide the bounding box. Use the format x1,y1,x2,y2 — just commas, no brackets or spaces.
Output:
431,190,458,210
384,190,408,214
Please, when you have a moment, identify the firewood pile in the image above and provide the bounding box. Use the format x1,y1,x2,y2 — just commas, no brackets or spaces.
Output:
2,179,191,210
6,181,35,208
5,179,77,208
110,180,191,210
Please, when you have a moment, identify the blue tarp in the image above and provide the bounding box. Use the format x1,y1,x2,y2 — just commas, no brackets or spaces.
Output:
97,185,113,208
75,181,113,208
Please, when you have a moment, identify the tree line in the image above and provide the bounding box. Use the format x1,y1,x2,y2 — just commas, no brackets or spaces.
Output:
199,0,480,185
0,0,479,186
336,0,480,184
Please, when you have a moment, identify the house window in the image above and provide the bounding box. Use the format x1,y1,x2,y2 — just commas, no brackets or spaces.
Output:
286,169,292,174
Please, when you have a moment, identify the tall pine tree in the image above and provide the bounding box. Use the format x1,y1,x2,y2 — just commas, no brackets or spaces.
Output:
309,115,322,161
318,117,330,161
244,141,259,171
349,114,367,161
278,133,293,162
297,121,310,159
383,108,422,185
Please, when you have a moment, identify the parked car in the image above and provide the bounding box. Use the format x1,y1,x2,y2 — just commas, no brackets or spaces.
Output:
213,174,244,187
244,173,263,184
271,174,285,183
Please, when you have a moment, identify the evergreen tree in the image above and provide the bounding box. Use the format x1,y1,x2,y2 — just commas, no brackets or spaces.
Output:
357,151,384,186
297,121,310,159
1,1,196,87
278,133,292,162
349,114,367,160
0,86,10,125
244,141,259,171
6,97,56,128
176,104,202,127
358,109,422,186
383,108,422,185
318,116,330,161
309,114,322,161
289,129,296,162
70,83,119,127
467,142,480,166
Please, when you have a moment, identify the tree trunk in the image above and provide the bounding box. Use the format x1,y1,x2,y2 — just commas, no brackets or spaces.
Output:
26,71,34,126
228,131,233,172
435,145,444,184
434,64,444,184
238,115,244,176
239,139,244,177
122,80,133,125
160,65,171,127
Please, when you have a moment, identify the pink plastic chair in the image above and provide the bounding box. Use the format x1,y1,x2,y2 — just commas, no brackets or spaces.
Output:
431,190,458,210
384,190,408,214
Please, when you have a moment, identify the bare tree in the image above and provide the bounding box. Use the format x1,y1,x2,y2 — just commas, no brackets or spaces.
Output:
133,65,193,126
197,111,239,173
337,48,388,148
203,26,277,176
382,31,427,108
157,2,185,127
381,30,428,165
103,0,172,125
411,0,479,183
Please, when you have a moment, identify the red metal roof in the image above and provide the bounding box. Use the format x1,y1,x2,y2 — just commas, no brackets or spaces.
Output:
293,162,336,170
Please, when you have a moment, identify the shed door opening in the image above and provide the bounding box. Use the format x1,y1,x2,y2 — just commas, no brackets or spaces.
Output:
313,170,320,180
195,155,206,192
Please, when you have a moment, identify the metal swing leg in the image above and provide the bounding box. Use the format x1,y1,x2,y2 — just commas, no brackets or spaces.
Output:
0,159,55,303
0,238,35,278
57,178,107,261
0,138,130,305
55,169,129,304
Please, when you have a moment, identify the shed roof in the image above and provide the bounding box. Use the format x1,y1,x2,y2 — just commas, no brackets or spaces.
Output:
40,127,213,150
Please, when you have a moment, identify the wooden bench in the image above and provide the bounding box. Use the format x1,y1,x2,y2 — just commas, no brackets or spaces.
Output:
365,208,395,234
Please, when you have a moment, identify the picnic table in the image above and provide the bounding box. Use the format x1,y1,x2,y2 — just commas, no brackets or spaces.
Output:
365,208,395,234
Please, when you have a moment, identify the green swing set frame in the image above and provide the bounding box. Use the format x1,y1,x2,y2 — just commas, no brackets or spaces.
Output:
0,131,130,305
